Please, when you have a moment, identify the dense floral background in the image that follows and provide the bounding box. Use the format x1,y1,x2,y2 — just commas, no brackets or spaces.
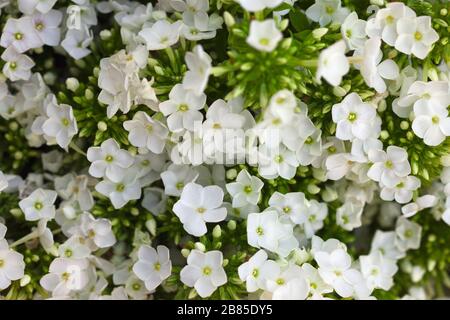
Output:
0,0,450,300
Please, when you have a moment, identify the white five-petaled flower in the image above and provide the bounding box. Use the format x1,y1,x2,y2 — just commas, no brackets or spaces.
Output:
367,146,411,187
395,217,422,251
180,249,227,298
18,0,57,15
341,12,366,50
395,16,439,60
42,101,78,150
412,102,450,146
1,46,35,82
31,9,63,46
332,92,377,141
159,84,206,132
19,188,57,221
173,182,227,237
238,249,276,292
268,191,308,224
380,175,421,204
79,213,116,249
133,245,172,291
139,20,182,51
360,251,398,291
123,111,169,154
258,144,299,180
226,169,264,208
305,0,349,27
316,40,349,87
246,19,283,53
95,168,142,209
87,138,134,182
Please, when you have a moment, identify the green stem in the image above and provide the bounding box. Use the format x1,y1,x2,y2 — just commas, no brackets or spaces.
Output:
69,141,87,157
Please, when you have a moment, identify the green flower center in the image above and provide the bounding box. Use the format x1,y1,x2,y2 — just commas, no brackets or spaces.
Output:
414,31,423,41
132,283,141,291
325,6,334,14
0,259,4,268
385,160,393,169
178,104,189,112
386,15,395,24
197,207,206,214
405,229,413,238
35,22,44,31
252,268,259,278
176,182,184,190
345,29,352,38
259,38,270,46
65,249,73,258
141,160,150,167
34,201,43,210
243,185,252,194
347,112,357,122
146,124,153,133
154,262,161,271
305,136,313,145
9,62,17,70
116,183,125,192
203,266,212,275
61,118,70,127
283,206,291,214
105,155,114,162
396,182,405,188
14,32,23,40
256,226,264,236
309,214,317,222
432,116,440,124
328,146,336,154
276,278,285,285
274,155,283,163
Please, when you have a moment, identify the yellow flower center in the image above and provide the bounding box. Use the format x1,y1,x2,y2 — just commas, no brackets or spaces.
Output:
14,32,23,40
34,201,43,210
154,262,161,271
347,112,357,122
178,104,189,112
414,31,423,41
202,266,212,275
105,155,114,162
116,183,125,192
259,38,270,46
256,226,264,236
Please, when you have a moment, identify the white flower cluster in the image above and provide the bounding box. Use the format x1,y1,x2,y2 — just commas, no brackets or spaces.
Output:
0,0,449,301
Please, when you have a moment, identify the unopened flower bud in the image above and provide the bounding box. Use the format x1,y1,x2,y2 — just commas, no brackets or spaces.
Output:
212,225,222,238
97,121,108,132
66,77,80,92
224,11,235,28
100,29,112,40
20,275,31,287
227,220,237,230
312,28,328,39
194,242,206,252
181,248,191,258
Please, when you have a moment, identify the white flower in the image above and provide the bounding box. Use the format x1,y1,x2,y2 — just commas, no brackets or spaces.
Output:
397,80,450,120
246,19,282,52
336,199,364,231
238,249,276,292
180,249,227,298
367,146,411,187
133,245,172,291
58,236,91,259
395,217,422,251
226,169,263,208
332,92,377,141
19,188,57,221
31,10,63,46
412,102,450,146
296,199,328,237
182,45,212,96
325,152,356,180
315,248,359,298
87,138,134,182
95,168,142,209
78,213,116,249
371,230,405,260
296,127,323,166
173,182,227,237
159,84,206,132
18,0,57,14
61,28,93,59
160,164,198,197
316,40,349,87
305,0,349,27
123,111,168,154
258,144,299,180
360,37,399,93
341,12,366,50
66,3,97,29
180,11,223,41
395,16,439,60
139,20,182,50
401,195,438,218
40,258,90,297
42,102,78,150
366,2,416,46
267,89,298,123
0,229,25,290
236,0,283,12
268,191,308,224
266,263,309,300
247,210,298,257
0,17,42,53
360,251,398,291
1,46,35,81
380,175,421,204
